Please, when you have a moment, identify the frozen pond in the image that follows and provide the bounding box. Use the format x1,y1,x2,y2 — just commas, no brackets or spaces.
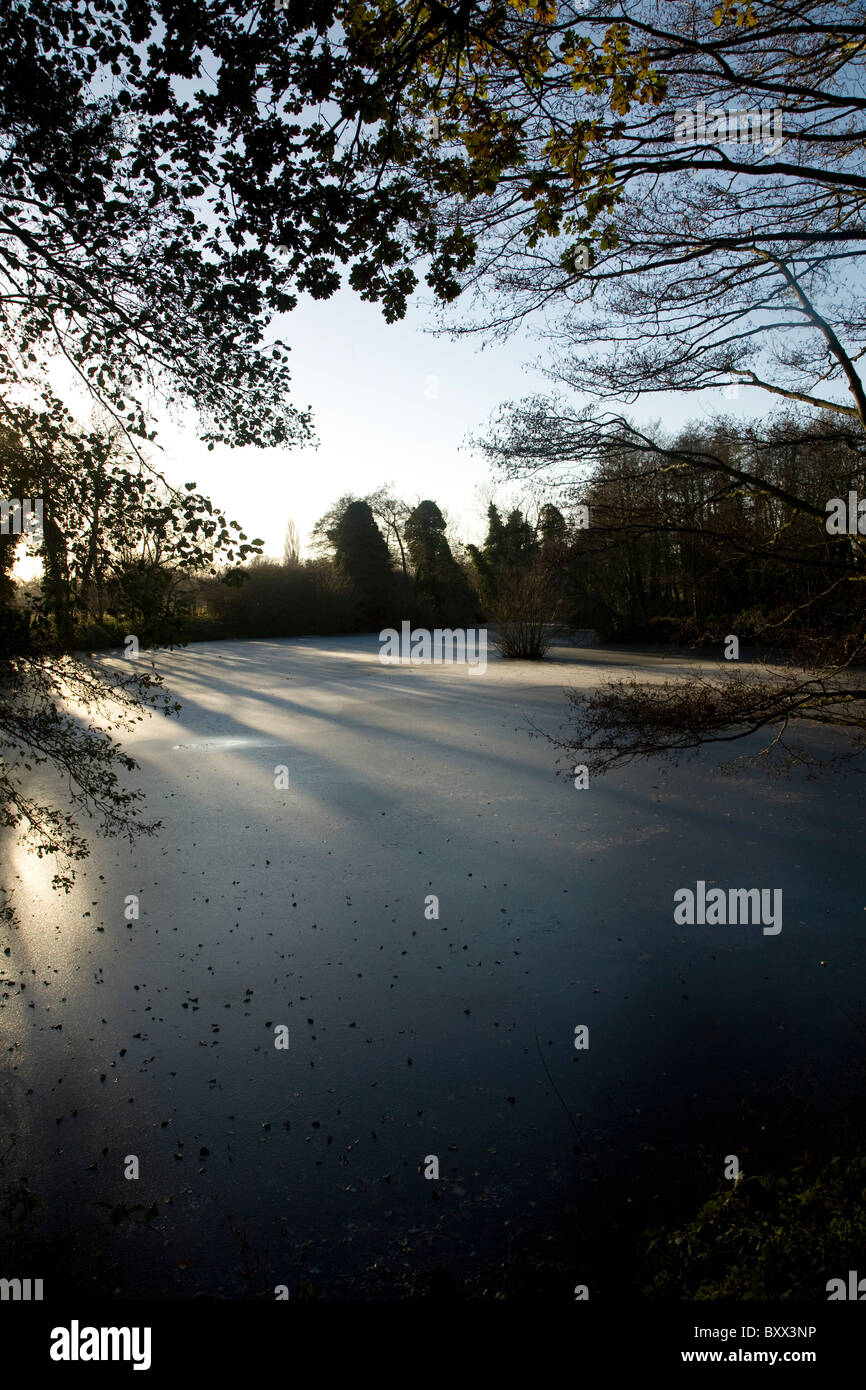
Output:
1,635,863,1298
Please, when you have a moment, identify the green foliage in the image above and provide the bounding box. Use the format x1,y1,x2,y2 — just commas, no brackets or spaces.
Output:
468,504,539,607
538,503,569,561
645,1156,866,1300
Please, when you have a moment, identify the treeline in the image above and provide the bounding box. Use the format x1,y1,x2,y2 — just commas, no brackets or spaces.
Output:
535,412,865,652
189,494,545,645
193,493,592,656
2,440,572,655
6,412,862,660
213,411,864,657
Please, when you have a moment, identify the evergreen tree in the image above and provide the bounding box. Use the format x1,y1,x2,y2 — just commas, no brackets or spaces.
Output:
468,503,537,606
466,504,505,607
329,500,394,627
538,504,569,563
502,508,538,567
404,500,476,619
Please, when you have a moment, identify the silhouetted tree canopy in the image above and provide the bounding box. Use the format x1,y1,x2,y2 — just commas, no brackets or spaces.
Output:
329,499,395,625
404,498,477,617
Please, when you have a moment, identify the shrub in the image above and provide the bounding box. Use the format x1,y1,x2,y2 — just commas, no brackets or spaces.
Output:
644,1155,866,1299
489,562,554,659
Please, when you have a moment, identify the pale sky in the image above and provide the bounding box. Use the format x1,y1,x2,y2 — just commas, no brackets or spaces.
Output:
154,284,550,556
14,273,765,580
143,282,764,558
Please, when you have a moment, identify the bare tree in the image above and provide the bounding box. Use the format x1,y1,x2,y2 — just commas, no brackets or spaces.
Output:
480,403,866,775
365,484,411,579
282,518,302,566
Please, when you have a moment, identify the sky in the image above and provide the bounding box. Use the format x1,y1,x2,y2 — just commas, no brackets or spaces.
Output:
154,283,551,556
13,263,766,582
130,279,765,560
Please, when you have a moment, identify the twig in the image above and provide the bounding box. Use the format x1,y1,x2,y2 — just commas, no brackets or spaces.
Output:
533,1026,604,1183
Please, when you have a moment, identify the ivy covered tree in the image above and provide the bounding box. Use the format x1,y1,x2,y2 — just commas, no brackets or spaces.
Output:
328,499,395,627
466,505,506,608
538,504,569,564
404,499,477,619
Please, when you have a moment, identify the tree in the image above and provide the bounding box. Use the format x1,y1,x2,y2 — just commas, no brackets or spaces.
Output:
0,414,260,919
310,496,360,557
365,485,411,579
349,0,866,762
482,402,866,770
0,0,443,460
0,0,398,908
10,1,860,436
466,504,506,608
329,499,395,626
502,508,538,566
325,0,866,417
467,502,539,606
30,424,259,640
333,0,866,447
404,498,477,617
467,501,553,655
4,0,864,913
538,504,569,564
283,519,302,566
